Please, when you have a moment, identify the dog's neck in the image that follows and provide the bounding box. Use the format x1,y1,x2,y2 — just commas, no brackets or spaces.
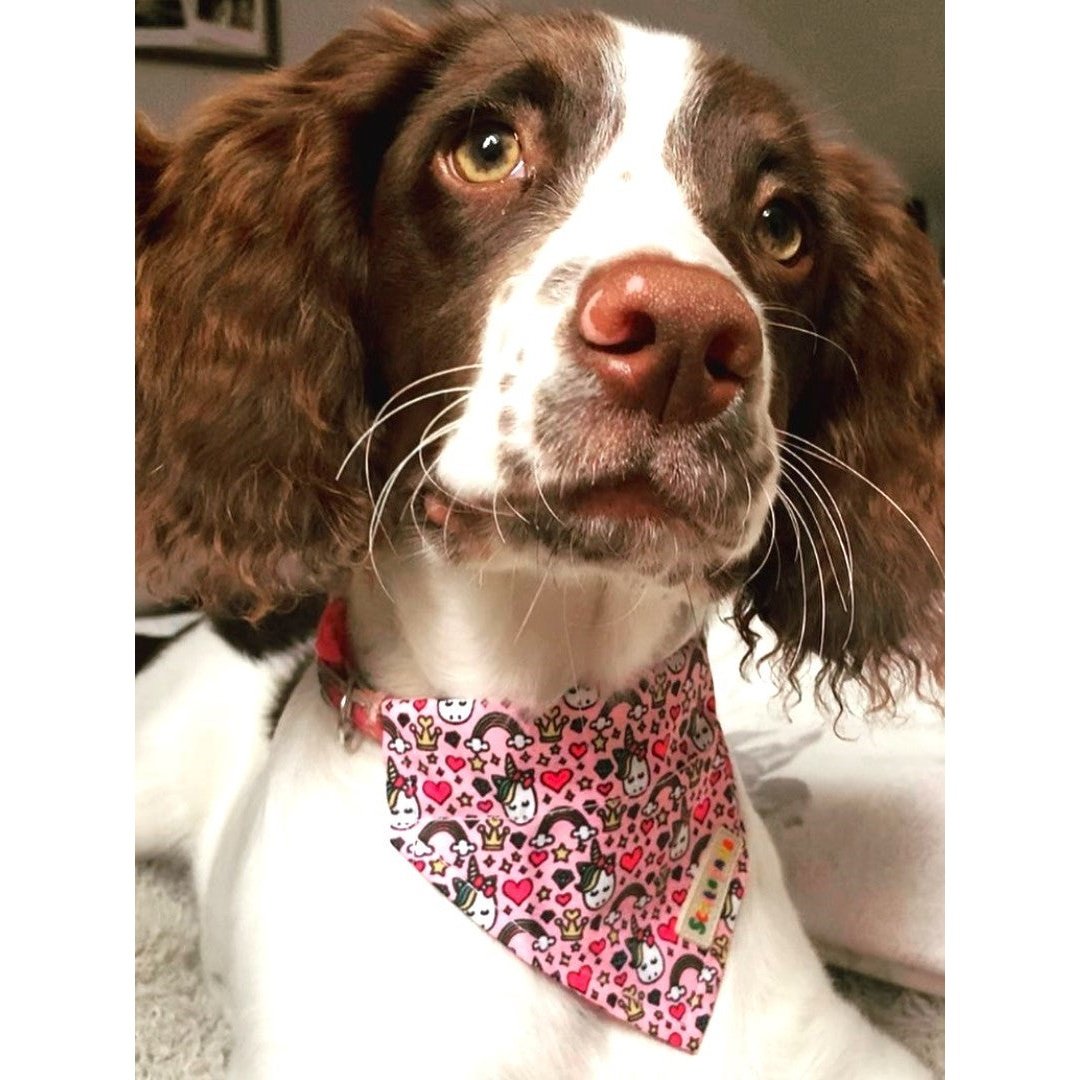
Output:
346,548,710,707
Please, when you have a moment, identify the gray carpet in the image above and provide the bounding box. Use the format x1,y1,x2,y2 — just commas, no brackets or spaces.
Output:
135,858,945,1078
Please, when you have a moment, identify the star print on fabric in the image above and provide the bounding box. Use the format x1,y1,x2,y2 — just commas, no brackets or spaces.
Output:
592,734,608,751
689,992,704,1009
428,754,440,766
457,793,473,807
537,886,551,901
578,777,593,790
429,857,448,876
500,859,513,872
470,755,486,771
688,1038,701,1052
597,971,609,986
554,843,571,862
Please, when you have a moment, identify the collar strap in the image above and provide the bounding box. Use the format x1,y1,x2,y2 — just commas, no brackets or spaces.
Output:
315,599,382,751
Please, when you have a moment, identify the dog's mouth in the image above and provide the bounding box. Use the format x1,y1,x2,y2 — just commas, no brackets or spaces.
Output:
391,389,780,581
422,470,686,533
560,474,678,522
414,459,767,583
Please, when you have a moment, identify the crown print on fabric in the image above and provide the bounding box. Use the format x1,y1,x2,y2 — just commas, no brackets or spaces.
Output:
555,908,586,941
315,608,749,1056
477,817,511,851
599,797,625,832
537,707,571,743
619,984,647,1023
411,714,442,751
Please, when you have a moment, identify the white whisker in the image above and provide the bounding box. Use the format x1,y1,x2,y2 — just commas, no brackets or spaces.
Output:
532,461,566,527
774,489,810,663
780,444,857,652
779,429,943,574
490,491,507,547
739,499,778,590
512,552,554,644
780,452,848,614
363,387,471,516
560,582,578,689
336,364,481,481
776,487,827,659
764,319,859,381
367,399,466,598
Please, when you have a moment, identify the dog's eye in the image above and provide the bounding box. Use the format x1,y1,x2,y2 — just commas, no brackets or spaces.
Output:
755,199,805,263
452,126,524,183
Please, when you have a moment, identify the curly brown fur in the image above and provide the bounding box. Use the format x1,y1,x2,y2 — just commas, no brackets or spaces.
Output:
726,146,944,709
136,13,446,615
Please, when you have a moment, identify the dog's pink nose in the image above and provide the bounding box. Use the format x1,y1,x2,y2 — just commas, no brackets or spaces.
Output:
574,255,763,423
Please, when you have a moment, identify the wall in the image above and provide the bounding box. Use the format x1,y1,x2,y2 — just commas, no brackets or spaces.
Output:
135,0,943,243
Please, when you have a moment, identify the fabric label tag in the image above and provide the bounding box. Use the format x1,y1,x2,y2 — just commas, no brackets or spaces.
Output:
677,827,743,947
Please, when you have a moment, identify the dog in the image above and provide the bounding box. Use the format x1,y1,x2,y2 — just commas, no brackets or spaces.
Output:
135,8,944,1077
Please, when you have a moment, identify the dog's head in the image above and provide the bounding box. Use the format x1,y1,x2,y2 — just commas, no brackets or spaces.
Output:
136,9,943,703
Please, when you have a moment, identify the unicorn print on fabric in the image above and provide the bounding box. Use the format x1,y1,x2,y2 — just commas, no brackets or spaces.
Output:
564,685,600,710
575,838,617,910
385,759,420,830
685,705,716,753
613,727,650,796
437,698,474,725
669,801,692,860
492,753,537,825
452,855,498,930
626,916,666,984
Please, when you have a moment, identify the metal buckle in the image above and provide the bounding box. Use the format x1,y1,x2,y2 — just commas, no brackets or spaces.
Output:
337,677,365,754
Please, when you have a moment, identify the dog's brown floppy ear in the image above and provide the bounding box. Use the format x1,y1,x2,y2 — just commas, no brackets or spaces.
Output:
735,143,944,708
135,13,437,616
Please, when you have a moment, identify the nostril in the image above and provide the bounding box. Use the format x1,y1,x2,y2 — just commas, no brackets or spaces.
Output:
580,288,657,353
596,311,656,355
704,330,746,384
704,321,763,383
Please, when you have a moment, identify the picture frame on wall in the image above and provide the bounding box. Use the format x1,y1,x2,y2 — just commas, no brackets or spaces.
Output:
136,1,280,69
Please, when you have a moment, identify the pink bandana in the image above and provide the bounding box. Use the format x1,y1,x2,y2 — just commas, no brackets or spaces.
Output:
316,600,749,1054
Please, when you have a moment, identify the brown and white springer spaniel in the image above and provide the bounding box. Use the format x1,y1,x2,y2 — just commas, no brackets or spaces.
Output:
135,8,943,1077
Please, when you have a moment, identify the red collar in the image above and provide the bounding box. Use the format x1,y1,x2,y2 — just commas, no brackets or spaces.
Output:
315,599,382,749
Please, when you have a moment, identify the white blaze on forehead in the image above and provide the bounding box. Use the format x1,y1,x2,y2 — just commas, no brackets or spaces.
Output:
596,21,707,257
435,19,766,498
